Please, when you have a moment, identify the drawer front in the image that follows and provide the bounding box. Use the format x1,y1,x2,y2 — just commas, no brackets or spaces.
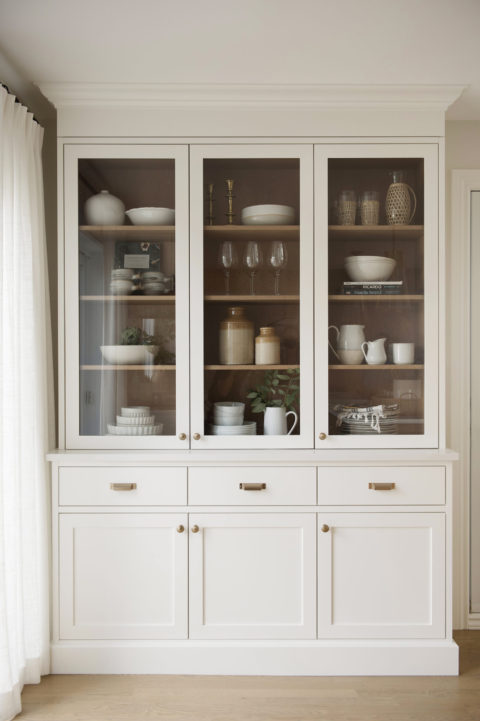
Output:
59,467,187,506
188,467,316,505
317,466,445,505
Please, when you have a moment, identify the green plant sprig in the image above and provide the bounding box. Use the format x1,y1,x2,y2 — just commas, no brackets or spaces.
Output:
247,368,300,414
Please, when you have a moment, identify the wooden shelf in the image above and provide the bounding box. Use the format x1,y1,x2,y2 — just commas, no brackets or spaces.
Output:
329,364,423,370
204,225,299,241
80,295,175,303
205,294,299,303
81,365,176,371
205,364,300,371
328,225,424,241
329,294,423,302
79,225,175,242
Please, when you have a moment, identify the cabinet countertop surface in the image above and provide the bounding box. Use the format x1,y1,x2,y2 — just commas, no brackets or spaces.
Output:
47,448,458,464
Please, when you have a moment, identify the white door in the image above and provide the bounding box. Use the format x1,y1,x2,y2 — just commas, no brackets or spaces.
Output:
189,513,316,639
314,143,439,449
59,513,188,639
63,144,190,449
189,144,314,449
317,513,445,639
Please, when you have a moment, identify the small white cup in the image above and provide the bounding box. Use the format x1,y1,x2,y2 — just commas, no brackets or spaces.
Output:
391,342,415,365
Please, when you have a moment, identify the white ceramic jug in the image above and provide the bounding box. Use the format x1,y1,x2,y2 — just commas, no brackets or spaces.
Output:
264,406,298,435
328,324,366,364
361,338,387,365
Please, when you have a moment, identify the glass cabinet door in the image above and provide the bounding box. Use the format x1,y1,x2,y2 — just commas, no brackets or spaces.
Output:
64,145,189,448
315,144,439,448
190,145,314,448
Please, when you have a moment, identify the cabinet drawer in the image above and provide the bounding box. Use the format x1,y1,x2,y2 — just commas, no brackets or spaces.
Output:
317,466,445,505
58,467,187,506
188,467,316,505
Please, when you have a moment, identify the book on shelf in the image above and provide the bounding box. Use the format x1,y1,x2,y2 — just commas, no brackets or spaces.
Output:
342,281,403,295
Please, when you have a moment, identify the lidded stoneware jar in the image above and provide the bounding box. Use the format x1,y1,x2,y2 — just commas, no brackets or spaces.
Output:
219,306,254,365
84,190,125,225
255,327,280,365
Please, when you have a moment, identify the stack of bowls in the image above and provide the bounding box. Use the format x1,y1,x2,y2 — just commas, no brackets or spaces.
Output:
344,255,396,282
208,402,257,435
110,268,134,295
142,271,165,295
107,406,163,436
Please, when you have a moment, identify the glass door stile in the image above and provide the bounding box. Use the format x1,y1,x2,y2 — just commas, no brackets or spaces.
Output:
64,145,189,449
315,143,439,449
190,145,314,449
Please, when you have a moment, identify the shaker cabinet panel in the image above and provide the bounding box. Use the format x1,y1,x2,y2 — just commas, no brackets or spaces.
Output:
317,513,445,639
189,513,316,639
59,513,188,639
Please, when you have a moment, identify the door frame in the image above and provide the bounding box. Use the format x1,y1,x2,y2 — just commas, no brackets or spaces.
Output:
450,170,480,629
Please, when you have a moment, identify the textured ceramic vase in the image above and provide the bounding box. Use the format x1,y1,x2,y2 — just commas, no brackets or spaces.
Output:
84,190,125,225
219,306,254,365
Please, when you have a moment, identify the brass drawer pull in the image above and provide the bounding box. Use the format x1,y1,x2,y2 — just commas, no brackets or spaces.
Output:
110,482,137,491
368,482,396,491
239,483,267,491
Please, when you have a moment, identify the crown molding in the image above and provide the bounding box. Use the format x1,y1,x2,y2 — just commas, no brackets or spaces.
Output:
39,82,466,112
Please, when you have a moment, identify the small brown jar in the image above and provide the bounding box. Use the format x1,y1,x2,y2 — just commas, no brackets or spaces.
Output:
219,306,254,365
255,326,280,365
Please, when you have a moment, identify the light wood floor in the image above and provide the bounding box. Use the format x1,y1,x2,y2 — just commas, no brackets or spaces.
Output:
18,632,480,721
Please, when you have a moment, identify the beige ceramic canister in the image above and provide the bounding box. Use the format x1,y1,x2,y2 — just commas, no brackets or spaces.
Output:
255,326,280,365
219,306,254,365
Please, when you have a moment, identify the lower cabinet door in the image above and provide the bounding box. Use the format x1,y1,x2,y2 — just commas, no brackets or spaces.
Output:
189,513,316,640
317,513,445,639
59,513,188,640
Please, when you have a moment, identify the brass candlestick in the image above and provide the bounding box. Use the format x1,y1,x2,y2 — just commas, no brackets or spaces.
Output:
225,179,235,225
206,183,215,225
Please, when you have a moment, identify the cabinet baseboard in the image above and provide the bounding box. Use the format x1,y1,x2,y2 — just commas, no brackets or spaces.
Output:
51,640,459,676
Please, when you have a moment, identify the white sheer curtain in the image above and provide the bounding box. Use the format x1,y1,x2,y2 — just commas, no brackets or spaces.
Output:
0,86,54,721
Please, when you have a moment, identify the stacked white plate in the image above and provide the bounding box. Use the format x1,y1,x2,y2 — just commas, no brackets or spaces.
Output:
208,421,256,435
110,268,134,295
241,204,295,226
142,271,165,295
107,406,163,435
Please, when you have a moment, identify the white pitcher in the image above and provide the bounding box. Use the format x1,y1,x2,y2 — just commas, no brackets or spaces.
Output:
361,338,387,365
328,324,365,364
264,406,298,435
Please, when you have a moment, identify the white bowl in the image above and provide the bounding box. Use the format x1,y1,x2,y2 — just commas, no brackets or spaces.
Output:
125,207,175,226
109,280,134,295
344,255,396,282
111,269,134,279
116,415,155,426
108,423,163,436
100,345,159,365
241,204,295,226
121,406,151,417
142,271,165,280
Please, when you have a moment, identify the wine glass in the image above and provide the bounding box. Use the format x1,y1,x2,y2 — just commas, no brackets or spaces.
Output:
243,241,263,295
218,240,238,295
268,240,288,295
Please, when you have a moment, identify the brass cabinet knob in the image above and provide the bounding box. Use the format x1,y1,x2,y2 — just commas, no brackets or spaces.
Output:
193,433,201,440
176,525,185,533
191,525,200,533
178,432,187,441
321,524,330,533
319,432,327,440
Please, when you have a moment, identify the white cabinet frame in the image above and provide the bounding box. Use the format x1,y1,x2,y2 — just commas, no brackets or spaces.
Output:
314,143,439,448
189,144,314,449
63,144,190,449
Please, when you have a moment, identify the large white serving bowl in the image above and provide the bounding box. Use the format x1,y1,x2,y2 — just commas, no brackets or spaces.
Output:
116,415,155,426
100,345,159,365
108,423,163,436
241,204,295,226
125,207,175,225
344,255,396,282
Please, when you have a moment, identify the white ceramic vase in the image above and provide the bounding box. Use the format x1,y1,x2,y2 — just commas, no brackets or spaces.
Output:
85,190,125,225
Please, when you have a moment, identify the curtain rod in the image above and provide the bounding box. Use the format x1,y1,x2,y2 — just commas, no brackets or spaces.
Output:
1,81,40,125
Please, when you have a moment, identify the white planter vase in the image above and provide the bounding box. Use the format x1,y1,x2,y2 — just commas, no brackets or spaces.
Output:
84,190,125,226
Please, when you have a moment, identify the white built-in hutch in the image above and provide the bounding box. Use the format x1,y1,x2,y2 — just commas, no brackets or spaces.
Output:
44,83,462,675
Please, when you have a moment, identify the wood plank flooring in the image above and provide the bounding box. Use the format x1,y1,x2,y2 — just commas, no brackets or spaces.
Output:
18,632,480,721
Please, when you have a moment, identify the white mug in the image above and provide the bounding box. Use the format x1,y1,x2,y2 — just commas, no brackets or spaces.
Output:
391,342,415,365
264,406,298,435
